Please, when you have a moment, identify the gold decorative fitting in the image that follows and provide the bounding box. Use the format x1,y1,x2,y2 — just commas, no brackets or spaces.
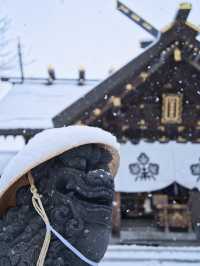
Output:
126,83,134,91
131,14,140,22
177,136,187,143
122,125,129,131
174,48,182,62
140,104,144,109
142,22,152,31
179,2,192,10
76,120,83,125
47,64,56,81
162,94,183,124
159,136,168,142
138,119,147,129
139,119,145,125
140,72,149,81
197,121,200,126
93,108,101,116
121,136,128,142
79,65,85,71
110,96,121,107
158,126,165,131
178,126,185,132
48,64,54,71
118,4,129,14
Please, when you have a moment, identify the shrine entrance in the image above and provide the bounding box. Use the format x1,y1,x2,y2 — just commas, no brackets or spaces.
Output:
112,184,200,246
121,183,191,231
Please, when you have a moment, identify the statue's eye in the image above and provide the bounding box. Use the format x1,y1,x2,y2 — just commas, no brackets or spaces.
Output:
67,157,87,171
57,155,87,172
54,168,82,194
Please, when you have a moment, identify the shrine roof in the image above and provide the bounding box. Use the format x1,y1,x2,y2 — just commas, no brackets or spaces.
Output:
53,21,200,128
0,78,99,136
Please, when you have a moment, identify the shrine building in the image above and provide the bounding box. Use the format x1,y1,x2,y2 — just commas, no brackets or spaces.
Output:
0,2,200,245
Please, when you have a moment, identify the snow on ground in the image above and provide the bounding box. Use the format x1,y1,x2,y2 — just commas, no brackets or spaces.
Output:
100,245,200,265
101,262,194,266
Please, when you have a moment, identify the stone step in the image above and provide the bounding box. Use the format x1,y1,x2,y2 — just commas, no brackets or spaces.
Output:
100,245,200,265
110,229,199,246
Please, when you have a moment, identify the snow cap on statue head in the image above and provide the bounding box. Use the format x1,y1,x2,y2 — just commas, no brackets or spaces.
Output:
0,125,120,215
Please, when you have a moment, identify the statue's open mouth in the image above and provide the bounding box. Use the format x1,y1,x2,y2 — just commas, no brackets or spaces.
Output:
75,171,114,209
75,188,113,207
56,169,115,209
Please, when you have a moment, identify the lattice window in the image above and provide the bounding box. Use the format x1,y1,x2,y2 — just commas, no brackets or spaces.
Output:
162,94,182,124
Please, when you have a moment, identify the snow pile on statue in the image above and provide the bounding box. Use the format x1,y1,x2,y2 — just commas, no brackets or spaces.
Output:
0,126,120,266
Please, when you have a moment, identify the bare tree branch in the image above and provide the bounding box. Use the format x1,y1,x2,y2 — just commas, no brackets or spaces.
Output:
0,15,18,75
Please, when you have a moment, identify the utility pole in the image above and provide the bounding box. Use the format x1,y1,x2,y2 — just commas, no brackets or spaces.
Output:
17,38,24,83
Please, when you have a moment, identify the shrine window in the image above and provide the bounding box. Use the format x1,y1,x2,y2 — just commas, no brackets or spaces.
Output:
162,94,182,124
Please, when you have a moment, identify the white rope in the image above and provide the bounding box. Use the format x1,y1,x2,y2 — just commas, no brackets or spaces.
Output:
28,172,51,266
47,224,98,266
28,172,98,266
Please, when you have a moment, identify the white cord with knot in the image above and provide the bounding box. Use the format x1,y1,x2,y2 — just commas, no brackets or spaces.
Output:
27,172,98,266
28,172,51,266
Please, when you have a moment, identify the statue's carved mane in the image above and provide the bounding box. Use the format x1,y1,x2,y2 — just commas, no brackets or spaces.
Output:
0,144,114,266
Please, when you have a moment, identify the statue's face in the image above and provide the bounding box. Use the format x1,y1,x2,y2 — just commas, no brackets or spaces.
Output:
32,144,114,265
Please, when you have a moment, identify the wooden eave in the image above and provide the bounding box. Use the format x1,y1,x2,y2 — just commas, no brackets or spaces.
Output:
53,22,199,127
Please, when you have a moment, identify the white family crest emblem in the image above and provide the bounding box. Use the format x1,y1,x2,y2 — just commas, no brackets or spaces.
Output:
129,153,159,181
191,158,200,182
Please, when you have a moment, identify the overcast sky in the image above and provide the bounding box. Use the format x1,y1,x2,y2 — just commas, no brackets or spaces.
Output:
2,0,200,78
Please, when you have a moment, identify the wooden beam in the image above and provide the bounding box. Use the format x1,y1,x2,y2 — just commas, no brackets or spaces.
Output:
117,1,159,38
112,192,121,236
175,3,192,22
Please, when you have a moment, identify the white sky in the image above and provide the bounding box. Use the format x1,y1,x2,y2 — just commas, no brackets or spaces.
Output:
2,0,200,78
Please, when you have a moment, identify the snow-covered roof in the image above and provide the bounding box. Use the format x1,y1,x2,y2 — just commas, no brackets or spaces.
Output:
0,82,12,101
0,80,99,129
0,135,25,175
115,142,200,192
0,151,19,175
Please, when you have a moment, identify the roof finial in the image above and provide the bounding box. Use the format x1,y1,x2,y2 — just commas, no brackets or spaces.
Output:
175,2,192,22
47,64,56,81
179,2,192,10
78,65,86,85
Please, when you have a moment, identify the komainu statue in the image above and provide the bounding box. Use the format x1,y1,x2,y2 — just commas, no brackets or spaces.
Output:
0,126,120,266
